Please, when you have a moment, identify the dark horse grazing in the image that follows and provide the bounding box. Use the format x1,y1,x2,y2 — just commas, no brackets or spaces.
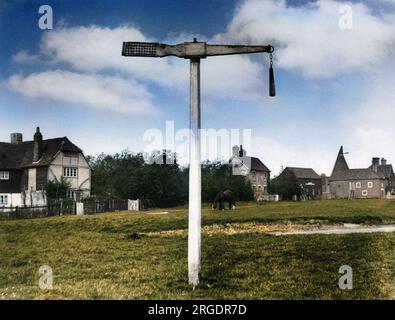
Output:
212,190,236,210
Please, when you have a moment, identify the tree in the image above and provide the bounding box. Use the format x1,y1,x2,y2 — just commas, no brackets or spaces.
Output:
89,150,185,208
269,172,301,200
44,178,71,201
200,161,254,202
88,151,253,208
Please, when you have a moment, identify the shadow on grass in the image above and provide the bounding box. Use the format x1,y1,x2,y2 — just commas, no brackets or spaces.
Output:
193,232,392,299
197,233,277,297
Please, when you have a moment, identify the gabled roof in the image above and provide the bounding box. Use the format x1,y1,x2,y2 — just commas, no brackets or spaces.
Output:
346,168,381,180
248,156,271,172
286,167,321,180
229,155,270,173
0,137,82,170
369,164,394,179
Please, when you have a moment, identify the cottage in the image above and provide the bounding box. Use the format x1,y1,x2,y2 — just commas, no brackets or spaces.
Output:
329,146,395,199
0,127,91,208
229,145,271,200
272,167,322,200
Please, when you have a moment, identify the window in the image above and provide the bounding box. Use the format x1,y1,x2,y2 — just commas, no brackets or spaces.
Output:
0,195,8,205
0,171,9,180
355,182,361,188
367,181,373,188
67,190,76,200
362,190,368,196
63,167,78,177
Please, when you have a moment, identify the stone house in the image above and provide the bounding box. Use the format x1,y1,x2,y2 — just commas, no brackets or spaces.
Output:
229,145,271,200
0,127,91,208
272,167,322,200
329,146,395,199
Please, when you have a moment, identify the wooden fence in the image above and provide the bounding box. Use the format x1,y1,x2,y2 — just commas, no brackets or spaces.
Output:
83,199,128,214
0,201,75,220
0,199,128,220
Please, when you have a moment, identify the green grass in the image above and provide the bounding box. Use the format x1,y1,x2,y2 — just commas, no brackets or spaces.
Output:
0,199,394,299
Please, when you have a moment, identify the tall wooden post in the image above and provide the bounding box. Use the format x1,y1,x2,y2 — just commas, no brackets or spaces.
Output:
188,58,201,287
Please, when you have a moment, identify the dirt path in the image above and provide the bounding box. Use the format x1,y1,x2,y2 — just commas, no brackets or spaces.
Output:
273,224,395,236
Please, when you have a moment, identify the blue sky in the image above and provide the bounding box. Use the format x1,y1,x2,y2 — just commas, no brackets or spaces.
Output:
1,0,395,175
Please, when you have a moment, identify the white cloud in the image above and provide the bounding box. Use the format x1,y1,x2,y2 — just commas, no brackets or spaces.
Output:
4,22,272,122
250,71,395,175
249,68,395,175
202,55,264,101
5,70,155,115
40,25,188,88
12,50,40,63
251,135,334,176
216,0,395,78
39,25,265,102
342,72,395,168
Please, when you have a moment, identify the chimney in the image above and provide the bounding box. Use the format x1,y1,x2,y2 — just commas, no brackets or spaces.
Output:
381,158,387,166
239,145,246,157
33,127,43,162
372,157,380,172
10,133,23,144
232,145,240,157
162,150,167,165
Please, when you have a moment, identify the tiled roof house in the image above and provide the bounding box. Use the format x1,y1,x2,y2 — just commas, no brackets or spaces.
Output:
329,146,395,199
272,166,323,199
0,128,91,208
229,145,271,199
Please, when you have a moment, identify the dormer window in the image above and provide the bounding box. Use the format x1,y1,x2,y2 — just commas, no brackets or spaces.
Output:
0,171,10,180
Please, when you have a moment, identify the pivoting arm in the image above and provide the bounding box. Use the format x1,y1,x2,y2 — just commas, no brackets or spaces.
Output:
122,40,273,59
206,44,273,57
122,39,276,97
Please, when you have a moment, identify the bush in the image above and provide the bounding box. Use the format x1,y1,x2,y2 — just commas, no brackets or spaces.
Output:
269,173,301,200
44,178,71,201
89,150,184,208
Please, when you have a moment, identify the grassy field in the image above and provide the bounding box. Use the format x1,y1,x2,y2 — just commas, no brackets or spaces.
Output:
0,199,394,299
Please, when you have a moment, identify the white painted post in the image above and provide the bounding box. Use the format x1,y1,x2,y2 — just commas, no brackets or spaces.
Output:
188,58,201,287
76,202,84,216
